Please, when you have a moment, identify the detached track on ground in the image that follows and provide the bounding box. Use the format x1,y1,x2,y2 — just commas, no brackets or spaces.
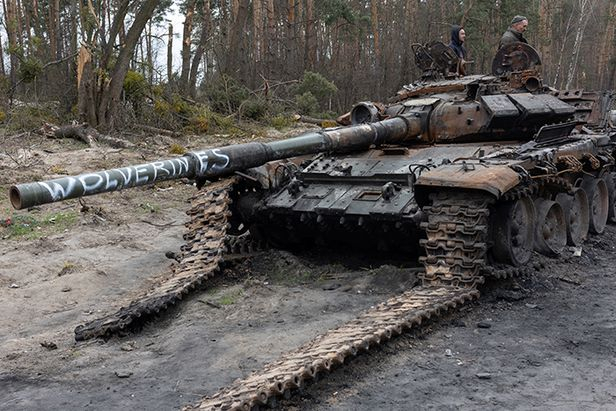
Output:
187,286,478,410
74,178,239,341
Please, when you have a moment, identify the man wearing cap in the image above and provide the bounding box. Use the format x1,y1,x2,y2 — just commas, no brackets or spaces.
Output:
499,15,529,49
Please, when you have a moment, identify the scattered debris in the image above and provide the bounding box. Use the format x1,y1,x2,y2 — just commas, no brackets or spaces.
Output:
120,342,137,352
198,300,222,309
322,282,341,291
558,276,581,286
5,352,21,360
114,370,133,378
40,341,58,350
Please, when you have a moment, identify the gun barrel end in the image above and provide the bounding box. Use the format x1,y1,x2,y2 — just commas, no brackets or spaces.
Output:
9,186,24,210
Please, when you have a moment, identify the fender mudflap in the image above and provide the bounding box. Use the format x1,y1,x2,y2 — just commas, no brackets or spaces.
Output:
415,163,521,201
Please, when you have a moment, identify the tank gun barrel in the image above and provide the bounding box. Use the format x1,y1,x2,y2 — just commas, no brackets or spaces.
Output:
9,114,423,210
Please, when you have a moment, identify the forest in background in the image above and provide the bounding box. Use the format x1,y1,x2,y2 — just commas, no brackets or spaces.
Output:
0,0,615,132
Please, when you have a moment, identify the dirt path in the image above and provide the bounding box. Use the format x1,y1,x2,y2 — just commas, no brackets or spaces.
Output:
2,134,616,410
289,236,616,410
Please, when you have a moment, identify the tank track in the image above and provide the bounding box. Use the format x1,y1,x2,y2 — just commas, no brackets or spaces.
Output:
74,177,248,341
419,192,491,287
186,191,494,410
187,286,478,410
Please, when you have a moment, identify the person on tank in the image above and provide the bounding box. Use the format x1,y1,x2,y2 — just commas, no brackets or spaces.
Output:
499,15,529,49
448,25,467,75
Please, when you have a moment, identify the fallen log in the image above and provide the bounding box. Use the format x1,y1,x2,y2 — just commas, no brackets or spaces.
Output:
293,114,338,128
40,122,135,148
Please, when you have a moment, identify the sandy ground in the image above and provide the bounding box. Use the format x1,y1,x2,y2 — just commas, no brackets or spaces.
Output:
1,133,616,410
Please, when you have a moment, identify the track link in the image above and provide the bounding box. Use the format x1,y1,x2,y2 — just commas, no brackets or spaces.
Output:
419,192,491,287
187,286,478,410
74,178,240,341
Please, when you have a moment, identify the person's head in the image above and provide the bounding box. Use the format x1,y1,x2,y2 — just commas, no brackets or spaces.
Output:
510,15,528,33
451,25,465,45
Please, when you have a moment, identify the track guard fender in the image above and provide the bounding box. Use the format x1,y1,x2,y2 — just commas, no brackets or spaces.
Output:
414,163,521,206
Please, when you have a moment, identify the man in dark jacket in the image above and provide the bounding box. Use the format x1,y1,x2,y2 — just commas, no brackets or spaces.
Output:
448,25,467,59
499,15,529,49
448,25,467,75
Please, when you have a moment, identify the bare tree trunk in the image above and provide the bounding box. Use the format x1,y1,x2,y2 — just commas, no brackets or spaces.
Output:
146,19,153,84
188,0,212,97
305,0,316,70
23,0,31,50
460,0,474,26
100,0,130,70
370,0,380,61
0,30,5,76
70,0,78,56
565,0,594,89
167,23,173,84
284,0,296,77
538,0,553,82
598,3,616,89
554,9,575,89
265,0,275,77
53,0,61,58
225,1,250,75
4,0,20,89
179,0,196,94
48,0,57,58
253,0,264,80
95,0,159,129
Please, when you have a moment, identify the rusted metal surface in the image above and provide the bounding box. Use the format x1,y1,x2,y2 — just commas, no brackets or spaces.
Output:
492,43,542,76
416,163,521,197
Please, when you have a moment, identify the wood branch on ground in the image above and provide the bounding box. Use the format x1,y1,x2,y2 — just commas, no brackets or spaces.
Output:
39,122,135,148
293,114,338,127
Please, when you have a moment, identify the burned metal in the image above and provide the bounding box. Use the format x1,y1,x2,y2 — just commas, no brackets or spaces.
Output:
9,41,616,410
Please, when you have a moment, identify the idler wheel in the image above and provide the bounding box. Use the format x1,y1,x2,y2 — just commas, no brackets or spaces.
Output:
491,197,536,266
582,177,609,234
555,188,589,246
533,198,566,256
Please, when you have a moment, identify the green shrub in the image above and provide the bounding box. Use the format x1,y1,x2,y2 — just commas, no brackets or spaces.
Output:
19,57,43,83
169,143,187,155
203,74,250,114
123,71,149,103
295,92,319,116
295,71,338,102
241,98,268,120
270,115,294,130
7,104,59,131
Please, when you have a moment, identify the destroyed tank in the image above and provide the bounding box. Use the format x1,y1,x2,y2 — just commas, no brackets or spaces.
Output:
10,42,616,290
9,42,616,409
